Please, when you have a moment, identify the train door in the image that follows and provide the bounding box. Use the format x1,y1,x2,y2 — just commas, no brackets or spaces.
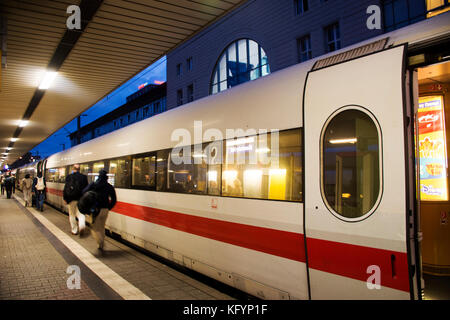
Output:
413,53,450,300
304,45,419,299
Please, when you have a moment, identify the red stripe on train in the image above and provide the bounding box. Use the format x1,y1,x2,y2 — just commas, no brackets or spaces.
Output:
307,238,410,292
47,188,63,197
46,187,410,292
112,201,306,263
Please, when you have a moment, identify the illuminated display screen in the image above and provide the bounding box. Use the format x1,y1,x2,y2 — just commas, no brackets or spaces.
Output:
418,95,448,201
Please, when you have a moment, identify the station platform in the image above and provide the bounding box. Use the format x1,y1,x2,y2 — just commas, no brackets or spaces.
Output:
0,192,235,300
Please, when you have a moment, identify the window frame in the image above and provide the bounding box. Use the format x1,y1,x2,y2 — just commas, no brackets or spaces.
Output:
177,89,183,106
210,38,270,95
297,34,312,62
294,0,309,15
131,152,157,191
324,22,341,53
319,105,384,222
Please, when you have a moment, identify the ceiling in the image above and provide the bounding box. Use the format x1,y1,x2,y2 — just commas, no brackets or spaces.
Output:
418,60,450,85
0,0,245,166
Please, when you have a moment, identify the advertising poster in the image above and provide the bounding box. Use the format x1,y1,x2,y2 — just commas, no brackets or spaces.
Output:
418,95,448,201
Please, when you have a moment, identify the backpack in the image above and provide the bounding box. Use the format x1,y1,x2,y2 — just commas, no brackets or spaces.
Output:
78,190,100,217
36,177,45,191
64,175,82,200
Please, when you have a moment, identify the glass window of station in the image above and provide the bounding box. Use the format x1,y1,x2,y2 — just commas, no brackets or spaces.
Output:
324,22,341,53
210,39,270,94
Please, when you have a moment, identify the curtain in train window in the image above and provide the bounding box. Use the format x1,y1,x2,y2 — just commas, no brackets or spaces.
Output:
322,109,381,219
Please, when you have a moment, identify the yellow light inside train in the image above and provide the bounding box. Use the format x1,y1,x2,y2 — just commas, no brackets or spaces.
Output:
39,71,57,90
223,170,237,181
207,170,217,182
342,193,351,198
329,138,357,144
10,138,18,142
269,169,286,200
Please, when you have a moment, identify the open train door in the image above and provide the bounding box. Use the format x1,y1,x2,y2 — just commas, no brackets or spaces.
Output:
304,43,420,299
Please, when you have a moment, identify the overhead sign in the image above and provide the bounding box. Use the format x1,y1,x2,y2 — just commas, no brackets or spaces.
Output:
418,95,448,201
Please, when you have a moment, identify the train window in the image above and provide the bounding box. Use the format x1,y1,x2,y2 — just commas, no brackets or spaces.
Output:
89,161,105,183
46,168,59,182
80,163,93,183
58,167,67,183
322,109,381,220
222,129,302,201
156,149,169,191
168,145,207,195
110,158,131,188
132,154,156,189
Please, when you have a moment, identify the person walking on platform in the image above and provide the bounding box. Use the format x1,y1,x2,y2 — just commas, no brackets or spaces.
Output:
0,175,5,196
4,174,13,199
21,174,33,207
11,175,16,194
64,164,88,236
33,172,46,211
82,170,116,250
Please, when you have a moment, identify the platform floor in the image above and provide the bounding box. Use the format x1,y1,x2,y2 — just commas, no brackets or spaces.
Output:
0,192,234,300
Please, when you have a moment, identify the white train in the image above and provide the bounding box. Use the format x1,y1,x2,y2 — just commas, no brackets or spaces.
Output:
16,12,450,299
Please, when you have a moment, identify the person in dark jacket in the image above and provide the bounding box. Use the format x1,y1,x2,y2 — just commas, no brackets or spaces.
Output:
82,170,116,250
64,164,89,236
33,172,46,211
4,174,13,199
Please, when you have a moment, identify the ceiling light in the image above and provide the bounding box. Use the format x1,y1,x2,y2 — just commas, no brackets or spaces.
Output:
39,71,57,89
6,147,12,151
329,138,357,144
19,120,29,127
11,138,18,142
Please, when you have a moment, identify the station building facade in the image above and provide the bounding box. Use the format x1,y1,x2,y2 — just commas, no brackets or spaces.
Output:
166,0,449,109
69,83,166,147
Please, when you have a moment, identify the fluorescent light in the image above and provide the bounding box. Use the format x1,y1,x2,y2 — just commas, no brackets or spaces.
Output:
6,147,12,151
19,120,29,127
193,153,206,158
11,138,18,142
329,138,357,144
227,137,254,146
39,71,57,89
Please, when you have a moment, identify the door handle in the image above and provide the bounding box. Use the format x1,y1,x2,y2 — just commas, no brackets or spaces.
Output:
391,254,397,278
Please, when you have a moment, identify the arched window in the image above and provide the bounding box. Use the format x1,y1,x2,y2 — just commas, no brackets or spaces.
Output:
210,39,270,94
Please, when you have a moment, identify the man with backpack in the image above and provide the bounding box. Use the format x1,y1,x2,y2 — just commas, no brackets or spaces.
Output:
4,174,13,199
64,164,88,236
33,172,46,211
80,169,116,250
